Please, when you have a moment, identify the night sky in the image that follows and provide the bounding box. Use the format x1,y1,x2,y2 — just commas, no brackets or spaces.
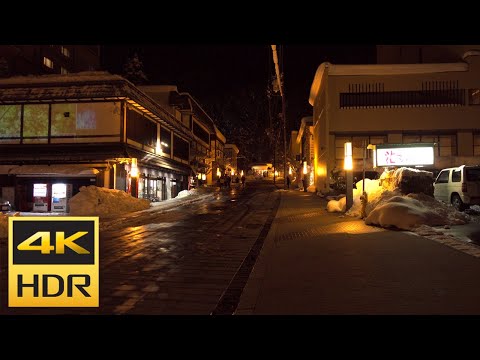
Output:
102,45,376,132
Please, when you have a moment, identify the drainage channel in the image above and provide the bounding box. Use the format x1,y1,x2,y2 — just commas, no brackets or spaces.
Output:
210,194,281,315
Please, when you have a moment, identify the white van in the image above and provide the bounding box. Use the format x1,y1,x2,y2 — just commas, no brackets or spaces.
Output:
433,165,480,211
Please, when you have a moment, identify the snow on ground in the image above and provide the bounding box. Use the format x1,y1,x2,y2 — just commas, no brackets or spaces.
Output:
69,186,150,216
327,167,470,231
0,186,217,238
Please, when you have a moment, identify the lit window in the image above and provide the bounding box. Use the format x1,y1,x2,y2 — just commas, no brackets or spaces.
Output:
61,67,68,74
61,46,70,58
43,57,53,69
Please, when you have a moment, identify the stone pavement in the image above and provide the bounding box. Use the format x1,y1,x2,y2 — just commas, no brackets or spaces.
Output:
236,189,480,315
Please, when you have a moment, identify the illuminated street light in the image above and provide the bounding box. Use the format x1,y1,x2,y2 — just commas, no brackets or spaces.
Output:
344,142,353,211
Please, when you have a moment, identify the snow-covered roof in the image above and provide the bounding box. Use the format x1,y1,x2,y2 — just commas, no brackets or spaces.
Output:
309,61,470,105
297,116,313,143
0,71,124,86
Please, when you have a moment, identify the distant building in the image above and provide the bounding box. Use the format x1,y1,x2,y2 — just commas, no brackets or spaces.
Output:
138,85,228,185
0,45,101,77
309,51,480,193
224,144,240,176
377,45,480,64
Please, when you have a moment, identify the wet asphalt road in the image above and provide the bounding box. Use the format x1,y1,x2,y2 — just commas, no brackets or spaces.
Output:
0,180,280,315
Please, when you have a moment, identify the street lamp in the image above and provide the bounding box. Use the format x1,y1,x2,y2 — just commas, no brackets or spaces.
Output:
344,142,353,211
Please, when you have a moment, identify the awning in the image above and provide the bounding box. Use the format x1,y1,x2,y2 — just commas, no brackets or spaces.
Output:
0,164,99,177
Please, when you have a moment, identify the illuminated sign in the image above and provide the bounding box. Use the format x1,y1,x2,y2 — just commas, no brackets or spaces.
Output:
376,144,434,167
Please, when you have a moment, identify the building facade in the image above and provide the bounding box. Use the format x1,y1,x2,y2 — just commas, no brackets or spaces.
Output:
138,85,228,186
309,51,480,193
0,72,194,211
0,45,101,77
224,144,239,176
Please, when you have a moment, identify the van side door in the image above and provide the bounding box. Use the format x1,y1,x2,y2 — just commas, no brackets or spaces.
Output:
434,169,451,203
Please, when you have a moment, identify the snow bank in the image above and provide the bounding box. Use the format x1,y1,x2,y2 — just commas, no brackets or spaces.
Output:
69,186,150,216
326,167,470,231
365,195,447,230
307,185,317,193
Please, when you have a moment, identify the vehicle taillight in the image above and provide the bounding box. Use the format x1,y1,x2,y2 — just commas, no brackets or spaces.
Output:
462,183,467,192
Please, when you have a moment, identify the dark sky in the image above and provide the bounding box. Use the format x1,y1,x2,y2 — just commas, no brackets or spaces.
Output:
102,45,376,132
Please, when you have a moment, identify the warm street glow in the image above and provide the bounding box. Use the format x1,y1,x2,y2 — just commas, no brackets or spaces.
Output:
241,170,244,177
131,158,139,177
216,169,221,177
198,173,202,179
202,173,206,181
231,169,235,176
289,167,292,175
303,161,307,174
344,142,353,170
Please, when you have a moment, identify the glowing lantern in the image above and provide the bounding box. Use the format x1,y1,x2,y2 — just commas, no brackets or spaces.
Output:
344,142,353,170
130,158,139,177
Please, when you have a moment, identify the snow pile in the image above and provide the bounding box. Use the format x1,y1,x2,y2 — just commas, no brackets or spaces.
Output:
365,196,447,230
327,178,384,214
307,185,317,193
69,186,150,216
0,212,21,238
327,196,346,212
326,167,469,231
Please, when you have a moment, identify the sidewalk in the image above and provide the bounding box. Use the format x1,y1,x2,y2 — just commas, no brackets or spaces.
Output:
236,189,480,314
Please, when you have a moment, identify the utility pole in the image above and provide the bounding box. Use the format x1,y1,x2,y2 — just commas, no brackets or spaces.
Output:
271,45,287,188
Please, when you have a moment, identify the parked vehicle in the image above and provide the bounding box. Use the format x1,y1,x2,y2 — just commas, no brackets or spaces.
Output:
1,198,12,213
433,165,480,211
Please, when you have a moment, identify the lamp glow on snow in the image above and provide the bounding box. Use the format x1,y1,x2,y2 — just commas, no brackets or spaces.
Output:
130,158,139,177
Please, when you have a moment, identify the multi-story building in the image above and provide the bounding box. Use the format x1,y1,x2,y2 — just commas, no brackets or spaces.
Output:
138,85,228,186
224,144,239,176
0,45,100,77
0,72,194,211
309,50,480,193
377,45,480,64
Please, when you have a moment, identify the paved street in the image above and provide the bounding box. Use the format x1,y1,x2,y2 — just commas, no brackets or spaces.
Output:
0,180,280,315
3,179,480,315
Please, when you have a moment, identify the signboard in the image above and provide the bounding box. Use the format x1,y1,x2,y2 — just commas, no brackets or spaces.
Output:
376,143,435,167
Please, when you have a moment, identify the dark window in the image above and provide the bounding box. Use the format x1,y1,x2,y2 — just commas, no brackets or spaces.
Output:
173,135,189,161
466,168,480,181
340,88,465,109
452,169,461,182
436,170,450,184
193,121,209,144
469,89,480,105
126,108,156,147
160,127,171,155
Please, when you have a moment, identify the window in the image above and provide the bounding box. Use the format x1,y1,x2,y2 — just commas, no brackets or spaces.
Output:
173,135,189,161
452,169,461,182
43,57,53,69
61,46,70,58
436,170,450,184
469,89,480,105
61,67,68,74
160,127,171,156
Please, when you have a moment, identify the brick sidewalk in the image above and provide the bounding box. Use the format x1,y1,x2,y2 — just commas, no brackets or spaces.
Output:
236,190,480,315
